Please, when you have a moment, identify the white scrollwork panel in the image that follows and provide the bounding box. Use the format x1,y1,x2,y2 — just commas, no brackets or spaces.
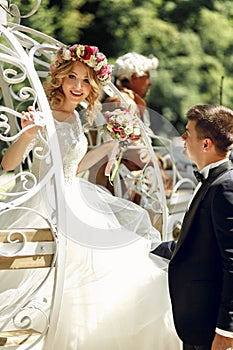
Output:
0,2,67,349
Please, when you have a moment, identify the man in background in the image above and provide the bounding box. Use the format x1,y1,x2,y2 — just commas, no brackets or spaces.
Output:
96,52,173,198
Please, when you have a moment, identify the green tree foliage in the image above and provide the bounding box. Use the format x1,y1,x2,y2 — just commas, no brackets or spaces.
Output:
14,0,233,132
10,0,58,37
12,0,93,43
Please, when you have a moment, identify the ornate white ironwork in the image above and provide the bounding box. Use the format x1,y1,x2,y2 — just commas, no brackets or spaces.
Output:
0,221,58,350
0,0,41,23
0,229,27,256
0,1,67,349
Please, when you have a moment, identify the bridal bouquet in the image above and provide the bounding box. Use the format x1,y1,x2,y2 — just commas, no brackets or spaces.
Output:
104,108,141,183
105,108,141,143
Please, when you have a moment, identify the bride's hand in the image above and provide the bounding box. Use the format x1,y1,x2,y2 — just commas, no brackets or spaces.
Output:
105,139,119,151
21,106,42,139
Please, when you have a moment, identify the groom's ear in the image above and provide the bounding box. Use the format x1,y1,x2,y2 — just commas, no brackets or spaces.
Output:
203,138,212,151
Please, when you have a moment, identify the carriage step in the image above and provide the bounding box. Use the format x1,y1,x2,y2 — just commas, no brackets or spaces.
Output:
0,329,40,346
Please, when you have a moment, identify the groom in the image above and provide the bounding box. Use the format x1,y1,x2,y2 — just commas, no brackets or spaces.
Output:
153,104,233,350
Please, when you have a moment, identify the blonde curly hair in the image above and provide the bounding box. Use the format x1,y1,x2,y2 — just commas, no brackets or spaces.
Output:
43,60,101,125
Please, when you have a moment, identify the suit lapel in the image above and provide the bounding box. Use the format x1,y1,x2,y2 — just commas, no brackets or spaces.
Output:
172,160,233,257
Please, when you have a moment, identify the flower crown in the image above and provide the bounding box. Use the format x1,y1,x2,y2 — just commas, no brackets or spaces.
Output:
52,44,112,86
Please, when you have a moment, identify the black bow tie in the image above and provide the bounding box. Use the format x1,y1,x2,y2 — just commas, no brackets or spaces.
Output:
193,170,205,183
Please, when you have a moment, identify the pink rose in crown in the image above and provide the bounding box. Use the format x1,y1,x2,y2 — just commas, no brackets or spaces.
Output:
69,44,78,51
50,64,56,73
97,65,112,79
54,44,111,86
69,44,78,57
83,45,99,60
96,52,106,63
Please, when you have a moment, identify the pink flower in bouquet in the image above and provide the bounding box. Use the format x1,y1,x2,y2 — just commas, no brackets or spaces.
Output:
104,108,141,183
104,108,141,143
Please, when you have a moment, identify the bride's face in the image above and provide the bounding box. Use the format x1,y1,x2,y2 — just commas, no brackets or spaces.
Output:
62,61,92,106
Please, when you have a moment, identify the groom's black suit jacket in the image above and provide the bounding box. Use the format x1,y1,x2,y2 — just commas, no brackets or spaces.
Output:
168,160,233,346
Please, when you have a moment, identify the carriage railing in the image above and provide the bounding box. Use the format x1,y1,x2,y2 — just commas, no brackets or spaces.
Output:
0,3,68,347
84,81,196,240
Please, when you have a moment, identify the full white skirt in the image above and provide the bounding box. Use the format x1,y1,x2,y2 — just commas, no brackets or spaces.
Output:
0,178,181,350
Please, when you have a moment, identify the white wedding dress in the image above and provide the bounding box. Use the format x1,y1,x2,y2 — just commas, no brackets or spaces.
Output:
0,111,181,350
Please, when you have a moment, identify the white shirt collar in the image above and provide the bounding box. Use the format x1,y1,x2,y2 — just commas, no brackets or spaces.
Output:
200,158,229,179
188,158,229,208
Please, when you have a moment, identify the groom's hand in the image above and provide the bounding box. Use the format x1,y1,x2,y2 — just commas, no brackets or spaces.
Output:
212,333,233,350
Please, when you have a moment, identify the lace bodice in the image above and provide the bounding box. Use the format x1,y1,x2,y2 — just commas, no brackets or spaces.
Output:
27,111,88,184
54,113,88,184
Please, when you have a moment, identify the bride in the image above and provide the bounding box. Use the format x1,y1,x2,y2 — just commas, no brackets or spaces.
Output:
1,44,181,349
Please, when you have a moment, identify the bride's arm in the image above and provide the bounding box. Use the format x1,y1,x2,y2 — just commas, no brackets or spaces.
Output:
1,114,40,171
1,135,33,171
77,139,118,174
